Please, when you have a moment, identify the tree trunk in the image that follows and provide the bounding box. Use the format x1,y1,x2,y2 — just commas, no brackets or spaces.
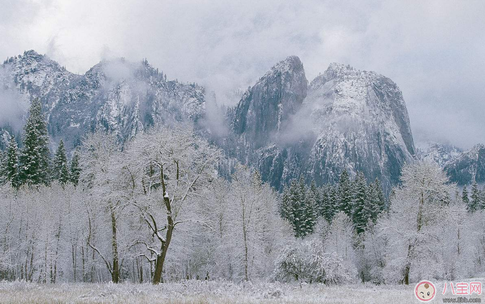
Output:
402,186,425,285
152,228,172,284
402,243,414,285
91,247,95,282
43,238,48,283
110,205,120,283
152,165,176,284
403,262,410,285
72,245,77,282
242,212,249,281
139,258,143,283
81,246,85,282
152,207,174,284
52,220,62,283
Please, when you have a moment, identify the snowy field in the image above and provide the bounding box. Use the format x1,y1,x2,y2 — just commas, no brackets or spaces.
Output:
2,280,480,304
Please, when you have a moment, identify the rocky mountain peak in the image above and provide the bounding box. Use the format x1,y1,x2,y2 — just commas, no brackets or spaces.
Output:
0,50,206,151
4,50,67,76
261,55,305,80
232,56,307,149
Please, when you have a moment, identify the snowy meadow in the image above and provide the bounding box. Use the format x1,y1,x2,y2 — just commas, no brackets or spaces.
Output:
0,281,419,303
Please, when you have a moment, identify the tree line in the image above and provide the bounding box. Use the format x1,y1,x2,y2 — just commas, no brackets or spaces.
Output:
281,171,386,238
462,182,485,213
0,99,80,188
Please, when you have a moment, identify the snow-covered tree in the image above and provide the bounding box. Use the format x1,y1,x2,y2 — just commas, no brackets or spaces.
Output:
470,182,481,212
380,161,455,285
79,131,126,283
69,152,81,186
367,179,386,222
3,136,20,188
324,211,355,267
306,181,320,219
352,172,368,234
281,178,316,238
468,209,485,275
123,128,220,284
19,99,50,186
224,167,286,281
462,185,470,211
274,238,356,285
318,185,333,222
481,186,485,209
52,140,69,184
360,219,388,284
337,170,353,217
0,150,3,184
439,200,475,280
327,186,340,222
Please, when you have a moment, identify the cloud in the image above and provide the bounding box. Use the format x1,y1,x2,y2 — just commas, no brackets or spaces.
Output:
0,0,484,149
102,59,135,83
0,80,29,131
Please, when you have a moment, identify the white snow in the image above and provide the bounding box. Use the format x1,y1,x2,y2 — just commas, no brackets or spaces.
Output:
0,281,460,304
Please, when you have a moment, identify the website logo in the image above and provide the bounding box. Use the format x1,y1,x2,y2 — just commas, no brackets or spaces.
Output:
415,280,436,302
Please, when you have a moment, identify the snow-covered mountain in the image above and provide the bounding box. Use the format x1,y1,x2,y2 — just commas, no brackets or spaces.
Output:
416,143,462,167
0,51,418,191
0,50,206,151
443,144,485,185
416,143,485,185
227,57,415,191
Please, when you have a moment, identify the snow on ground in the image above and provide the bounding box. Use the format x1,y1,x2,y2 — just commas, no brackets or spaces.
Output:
2,280,482,303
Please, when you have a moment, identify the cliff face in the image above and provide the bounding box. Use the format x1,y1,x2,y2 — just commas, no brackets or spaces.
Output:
229,59,415,191
303,63,415,189
232,56,307,150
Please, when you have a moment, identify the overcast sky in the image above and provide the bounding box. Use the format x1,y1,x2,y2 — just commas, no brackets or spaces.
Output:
1,0,484,149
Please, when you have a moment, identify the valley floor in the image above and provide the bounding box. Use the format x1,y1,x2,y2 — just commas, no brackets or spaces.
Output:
2,280,483,303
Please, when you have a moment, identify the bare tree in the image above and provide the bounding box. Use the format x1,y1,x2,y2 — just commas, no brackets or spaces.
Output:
124,128,220,284
80,131,126,283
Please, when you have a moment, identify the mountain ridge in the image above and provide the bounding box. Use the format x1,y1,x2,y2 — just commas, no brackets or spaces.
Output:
2,50,481,189
1,50,206,152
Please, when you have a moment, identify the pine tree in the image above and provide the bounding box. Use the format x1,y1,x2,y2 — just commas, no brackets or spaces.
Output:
19,99,50,186
352,172,367,234
367,178,385,223
70,152,81,186
327,186,339,221
481,186,485,210
281,180,300,236
4,136,20,188
308,181,321,210
280,183,293,221
0,149,4,183
280,178,316,238
462,185,471,211
304,181,319,233
319,185,334,222
470,182,481,212
374,179,386,212
338,170,353,217
52,140,69,184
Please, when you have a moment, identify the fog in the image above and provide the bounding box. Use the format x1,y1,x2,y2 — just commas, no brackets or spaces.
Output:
0,68,29,131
